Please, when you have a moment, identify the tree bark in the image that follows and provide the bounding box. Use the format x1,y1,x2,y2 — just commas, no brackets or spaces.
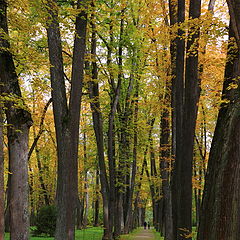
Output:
160,92,173,240
124,82,139,233
88,9,111,239
171,0,185,237
94,169,100,227
108,8,124,239
177,0,201,239
0,1,33,239
45,0,88,239
197,16,240,240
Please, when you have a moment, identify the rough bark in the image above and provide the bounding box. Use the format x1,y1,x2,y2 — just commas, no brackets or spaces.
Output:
45,0,87,239
76,197,84,229
94,169,100,227
177,0,201,239
0,1,33,239
83,132,88,227
108,9,124,239
124,83,138,233
116,58,134,237
226,0,240,49
197,17,240,240
170,0,185,237
160,92,173,240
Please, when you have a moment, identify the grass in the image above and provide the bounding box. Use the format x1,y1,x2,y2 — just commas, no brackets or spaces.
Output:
4,226,197,240
4,227,103,240
152,229,164,240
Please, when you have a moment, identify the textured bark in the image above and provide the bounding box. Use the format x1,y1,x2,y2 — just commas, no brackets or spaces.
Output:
177,0,201,239
171,0,185,238
88,12,111,239
160,92,173,240
0,1,32,239
94,169,100,227
108,9,124,239
0,109,4,240
117,58,134,237
124,84,138,233
76,197,84,229
171,0,201,238
46,0,87,239
8,123,31,240
197,17,240,240
226,0,240,49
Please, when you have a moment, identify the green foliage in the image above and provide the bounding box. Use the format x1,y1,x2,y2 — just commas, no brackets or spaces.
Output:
33,205,57,237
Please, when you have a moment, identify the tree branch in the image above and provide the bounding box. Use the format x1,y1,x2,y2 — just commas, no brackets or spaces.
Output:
28,98,52,160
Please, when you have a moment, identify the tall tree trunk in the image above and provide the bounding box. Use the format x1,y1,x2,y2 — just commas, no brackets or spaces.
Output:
124,83,139,233
111,8,124,239
171,0,185,237
160,92,173,240
117,61,134,237
45,0,87,239
94,169,100,227
83,132,88,227
88,9,111,239
177,0,201,239
0,109,4,240
0,1,33,239
76,197,84,229
197,15,240,240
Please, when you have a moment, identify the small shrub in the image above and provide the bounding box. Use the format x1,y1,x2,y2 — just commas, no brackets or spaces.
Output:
33,205,57,237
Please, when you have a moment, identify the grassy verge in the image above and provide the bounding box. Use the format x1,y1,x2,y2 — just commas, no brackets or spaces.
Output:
152,229,164,240
4,227,103,240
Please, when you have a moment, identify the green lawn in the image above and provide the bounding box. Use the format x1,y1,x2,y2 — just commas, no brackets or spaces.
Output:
152,229,164,240
4,227,103,240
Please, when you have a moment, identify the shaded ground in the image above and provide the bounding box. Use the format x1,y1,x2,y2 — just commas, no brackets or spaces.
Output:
129,228,156,240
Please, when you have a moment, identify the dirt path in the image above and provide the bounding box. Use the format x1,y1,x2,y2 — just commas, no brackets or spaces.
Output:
130,228,156,240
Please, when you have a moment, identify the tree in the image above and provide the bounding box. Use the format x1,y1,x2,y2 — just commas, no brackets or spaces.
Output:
0,0,33,239
45,0,88,239
171,0,201,238
197,1,240,238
